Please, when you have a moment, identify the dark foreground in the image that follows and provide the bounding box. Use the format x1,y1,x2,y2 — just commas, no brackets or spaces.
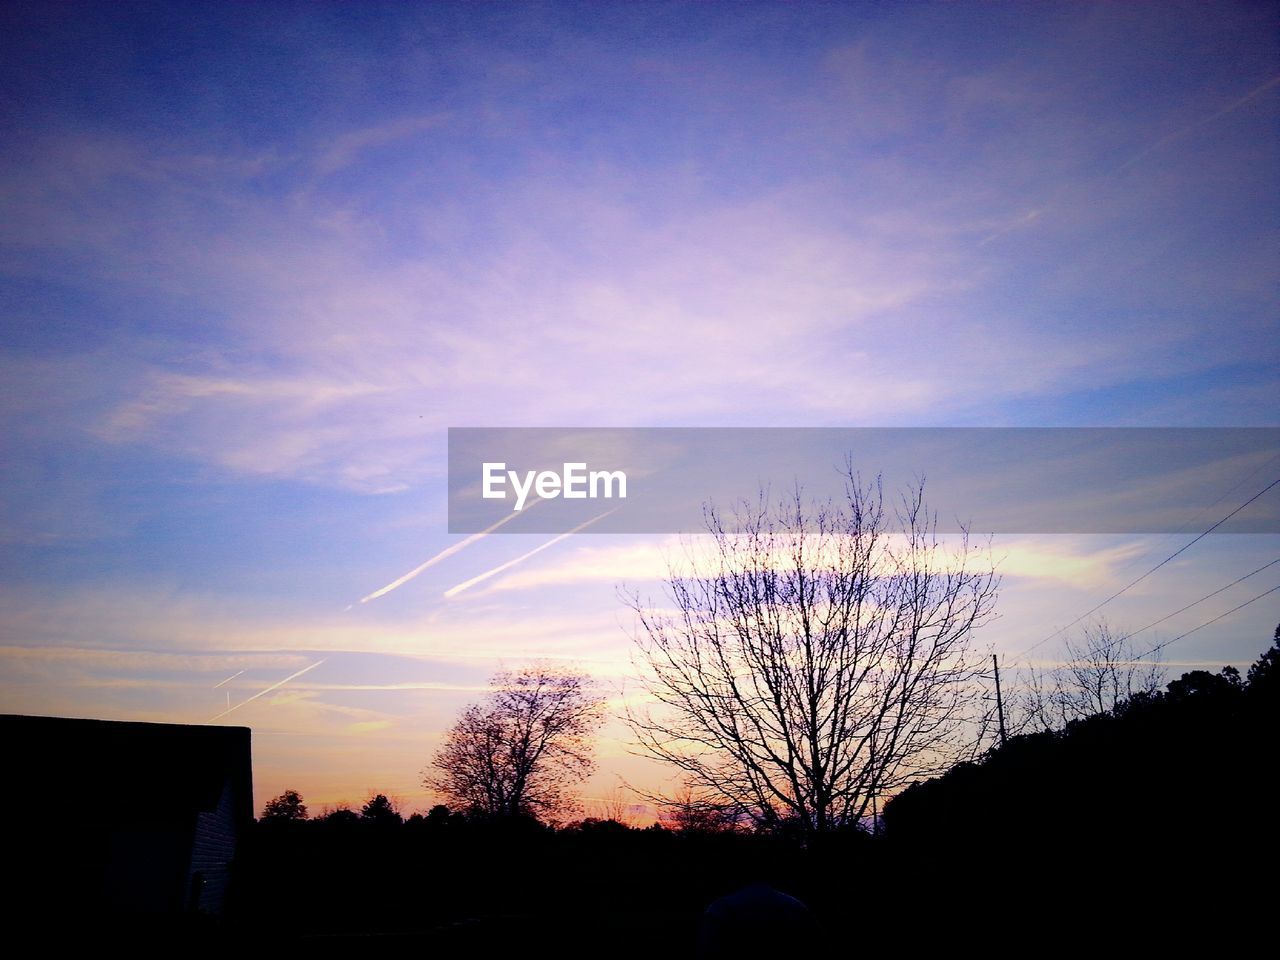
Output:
9,636,1278,954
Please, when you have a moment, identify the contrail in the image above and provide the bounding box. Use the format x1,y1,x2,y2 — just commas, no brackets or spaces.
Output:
213,668,245,688
444,508,618,599
981,73,1280,247
209,659,326,722
979,207,1046,246
356,499,542,605
1115,73,1280,174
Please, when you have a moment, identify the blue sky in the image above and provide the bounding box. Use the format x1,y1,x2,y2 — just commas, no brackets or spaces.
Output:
1,1,1277,813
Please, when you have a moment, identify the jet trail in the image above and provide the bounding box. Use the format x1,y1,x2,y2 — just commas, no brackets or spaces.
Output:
444,508,618,598
209,659,326,722
980,73,1280,247
1115,73,1280,174
356,500,541,605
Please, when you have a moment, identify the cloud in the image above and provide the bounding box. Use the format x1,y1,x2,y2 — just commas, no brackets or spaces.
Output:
314,114,450,177
347,720,393,734
12,123,1252,495
464,533,1153,596
6,103,1274,503
470,538,681,594
0,582,634,665
992,538,1150,590
0,644,307,673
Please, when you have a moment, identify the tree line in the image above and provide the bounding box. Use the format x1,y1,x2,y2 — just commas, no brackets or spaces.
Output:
242,626,1278,947
242,473,1277,946
265,474,1272,838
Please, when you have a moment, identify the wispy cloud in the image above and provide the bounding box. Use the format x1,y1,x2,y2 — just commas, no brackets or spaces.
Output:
314,114,450,177
462,534,1153,596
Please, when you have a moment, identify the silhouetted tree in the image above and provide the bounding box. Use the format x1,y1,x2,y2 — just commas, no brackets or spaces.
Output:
659,785,740,834
361,793,403,825
1166,666,1242,701
424,803,460,827
626,474,1000,834
319,805,360,827
425,664,605,820
885,626,1280,917
1018,619,1164,732
586,786,637,825
1246,622,1280,697
261,788,308,821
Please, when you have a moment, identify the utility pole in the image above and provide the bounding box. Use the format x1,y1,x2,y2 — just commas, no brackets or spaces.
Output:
993,653,1008,747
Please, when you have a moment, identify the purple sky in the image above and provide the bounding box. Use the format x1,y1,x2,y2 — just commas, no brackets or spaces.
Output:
1,1,1277,814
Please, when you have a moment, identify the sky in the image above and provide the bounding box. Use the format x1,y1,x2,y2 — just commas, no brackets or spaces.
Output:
1,1,1277,818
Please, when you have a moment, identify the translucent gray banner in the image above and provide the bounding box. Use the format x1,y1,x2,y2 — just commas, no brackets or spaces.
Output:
447,428,1280,534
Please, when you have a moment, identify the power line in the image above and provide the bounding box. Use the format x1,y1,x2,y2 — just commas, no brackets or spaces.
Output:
1134,583,1280,660
1012,474,1280,661
1124,557,1280,640
1161,450,1280,537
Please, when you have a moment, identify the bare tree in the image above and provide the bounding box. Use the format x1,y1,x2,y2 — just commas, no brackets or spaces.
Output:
1017,619,1164,732
625,474,1000,835
586,785,638,825
425,664,605,820
657,784,742,834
